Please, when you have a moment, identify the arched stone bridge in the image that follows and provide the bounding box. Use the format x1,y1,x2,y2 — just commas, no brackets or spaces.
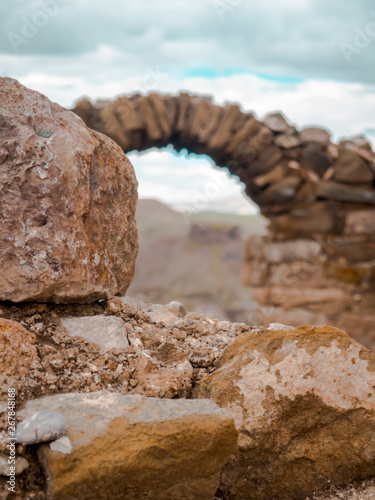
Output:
73,92,375,238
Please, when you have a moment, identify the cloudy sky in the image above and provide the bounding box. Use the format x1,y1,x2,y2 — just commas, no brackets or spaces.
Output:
2,0,375,213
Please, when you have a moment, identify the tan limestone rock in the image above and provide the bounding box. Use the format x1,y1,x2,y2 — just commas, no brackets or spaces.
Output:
197,325,375,499
18,391,237,500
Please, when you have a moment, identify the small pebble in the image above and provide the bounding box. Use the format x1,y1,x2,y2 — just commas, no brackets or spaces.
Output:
0,453,29,476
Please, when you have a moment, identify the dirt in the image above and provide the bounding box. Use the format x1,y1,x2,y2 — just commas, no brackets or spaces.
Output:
1,299,374,500
0,298,250,499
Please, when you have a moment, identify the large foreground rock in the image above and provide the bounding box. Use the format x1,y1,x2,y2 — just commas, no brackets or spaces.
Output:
0,78,138,303
18,391,237,500
197,325,375,499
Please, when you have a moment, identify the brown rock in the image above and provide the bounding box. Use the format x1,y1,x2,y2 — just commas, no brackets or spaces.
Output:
259,175,302,205
333,147,373,184
300,127,331,145
301,148,331,177
268,287,347,308
347,135,373,151
225,116,259,154
345,209,375,234
133,354,192,398
144,304,181,327
72,99,104,136
0,318,38,393
99,103,132,151
317,181,375,204
188,98,214,140
253,163,287,187
112,96,144,150
249,146,283,176
327,143,340,159
137,95,165,142
164,300,187,317
197,325,375,499
265,239,322,264
323,235,375,262
18,391,237,500
207,105,242,151
175,93,194,135
323,260,372,285
263,112,289,132
115,96,143,133
0,78,138,303
195,102,223,144
274,134,300,149
266,260,324,288
161,95,179,131
255,305,328,326
147,93,173,139
270,203,342,236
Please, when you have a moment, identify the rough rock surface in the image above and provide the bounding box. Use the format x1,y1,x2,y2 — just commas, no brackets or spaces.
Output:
59,315,129,353
197,325,375,499
0,298,248,405
15,410,67,445
0,453,29,476
313,480,375,500
0,77,138,303
0,317,38,396
18,391,237,500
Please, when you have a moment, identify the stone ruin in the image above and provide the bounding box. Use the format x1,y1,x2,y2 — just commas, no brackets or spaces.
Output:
1,78,375,499
73,92,375,351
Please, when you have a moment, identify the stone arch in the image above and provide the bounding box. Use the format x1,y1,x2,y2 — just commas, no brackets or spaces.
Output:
73,92,375,234
73,93,375,349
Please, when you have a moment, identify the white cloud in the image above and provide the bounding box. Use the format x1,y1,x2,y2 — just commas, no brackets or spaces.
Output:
128,148,250,210
1,0,375,84
3,0,375,212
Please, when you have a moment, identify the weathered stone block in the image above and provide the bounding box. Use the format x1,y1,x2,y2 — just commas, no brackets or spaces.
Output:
300,127,330,144
197,325,375,499
270,203,342,236
333,147,373,184
18,391,237,500
265,239,321,264
317,181,375,204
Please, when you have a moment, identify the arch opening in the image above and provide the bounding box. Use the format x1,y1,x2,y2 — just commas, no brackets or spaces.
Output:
125,147,264,323
127,146,259,215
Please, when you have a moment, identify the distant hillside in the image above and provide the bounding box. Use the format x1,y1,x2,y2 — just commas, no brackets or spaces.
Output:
127,199,267,322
